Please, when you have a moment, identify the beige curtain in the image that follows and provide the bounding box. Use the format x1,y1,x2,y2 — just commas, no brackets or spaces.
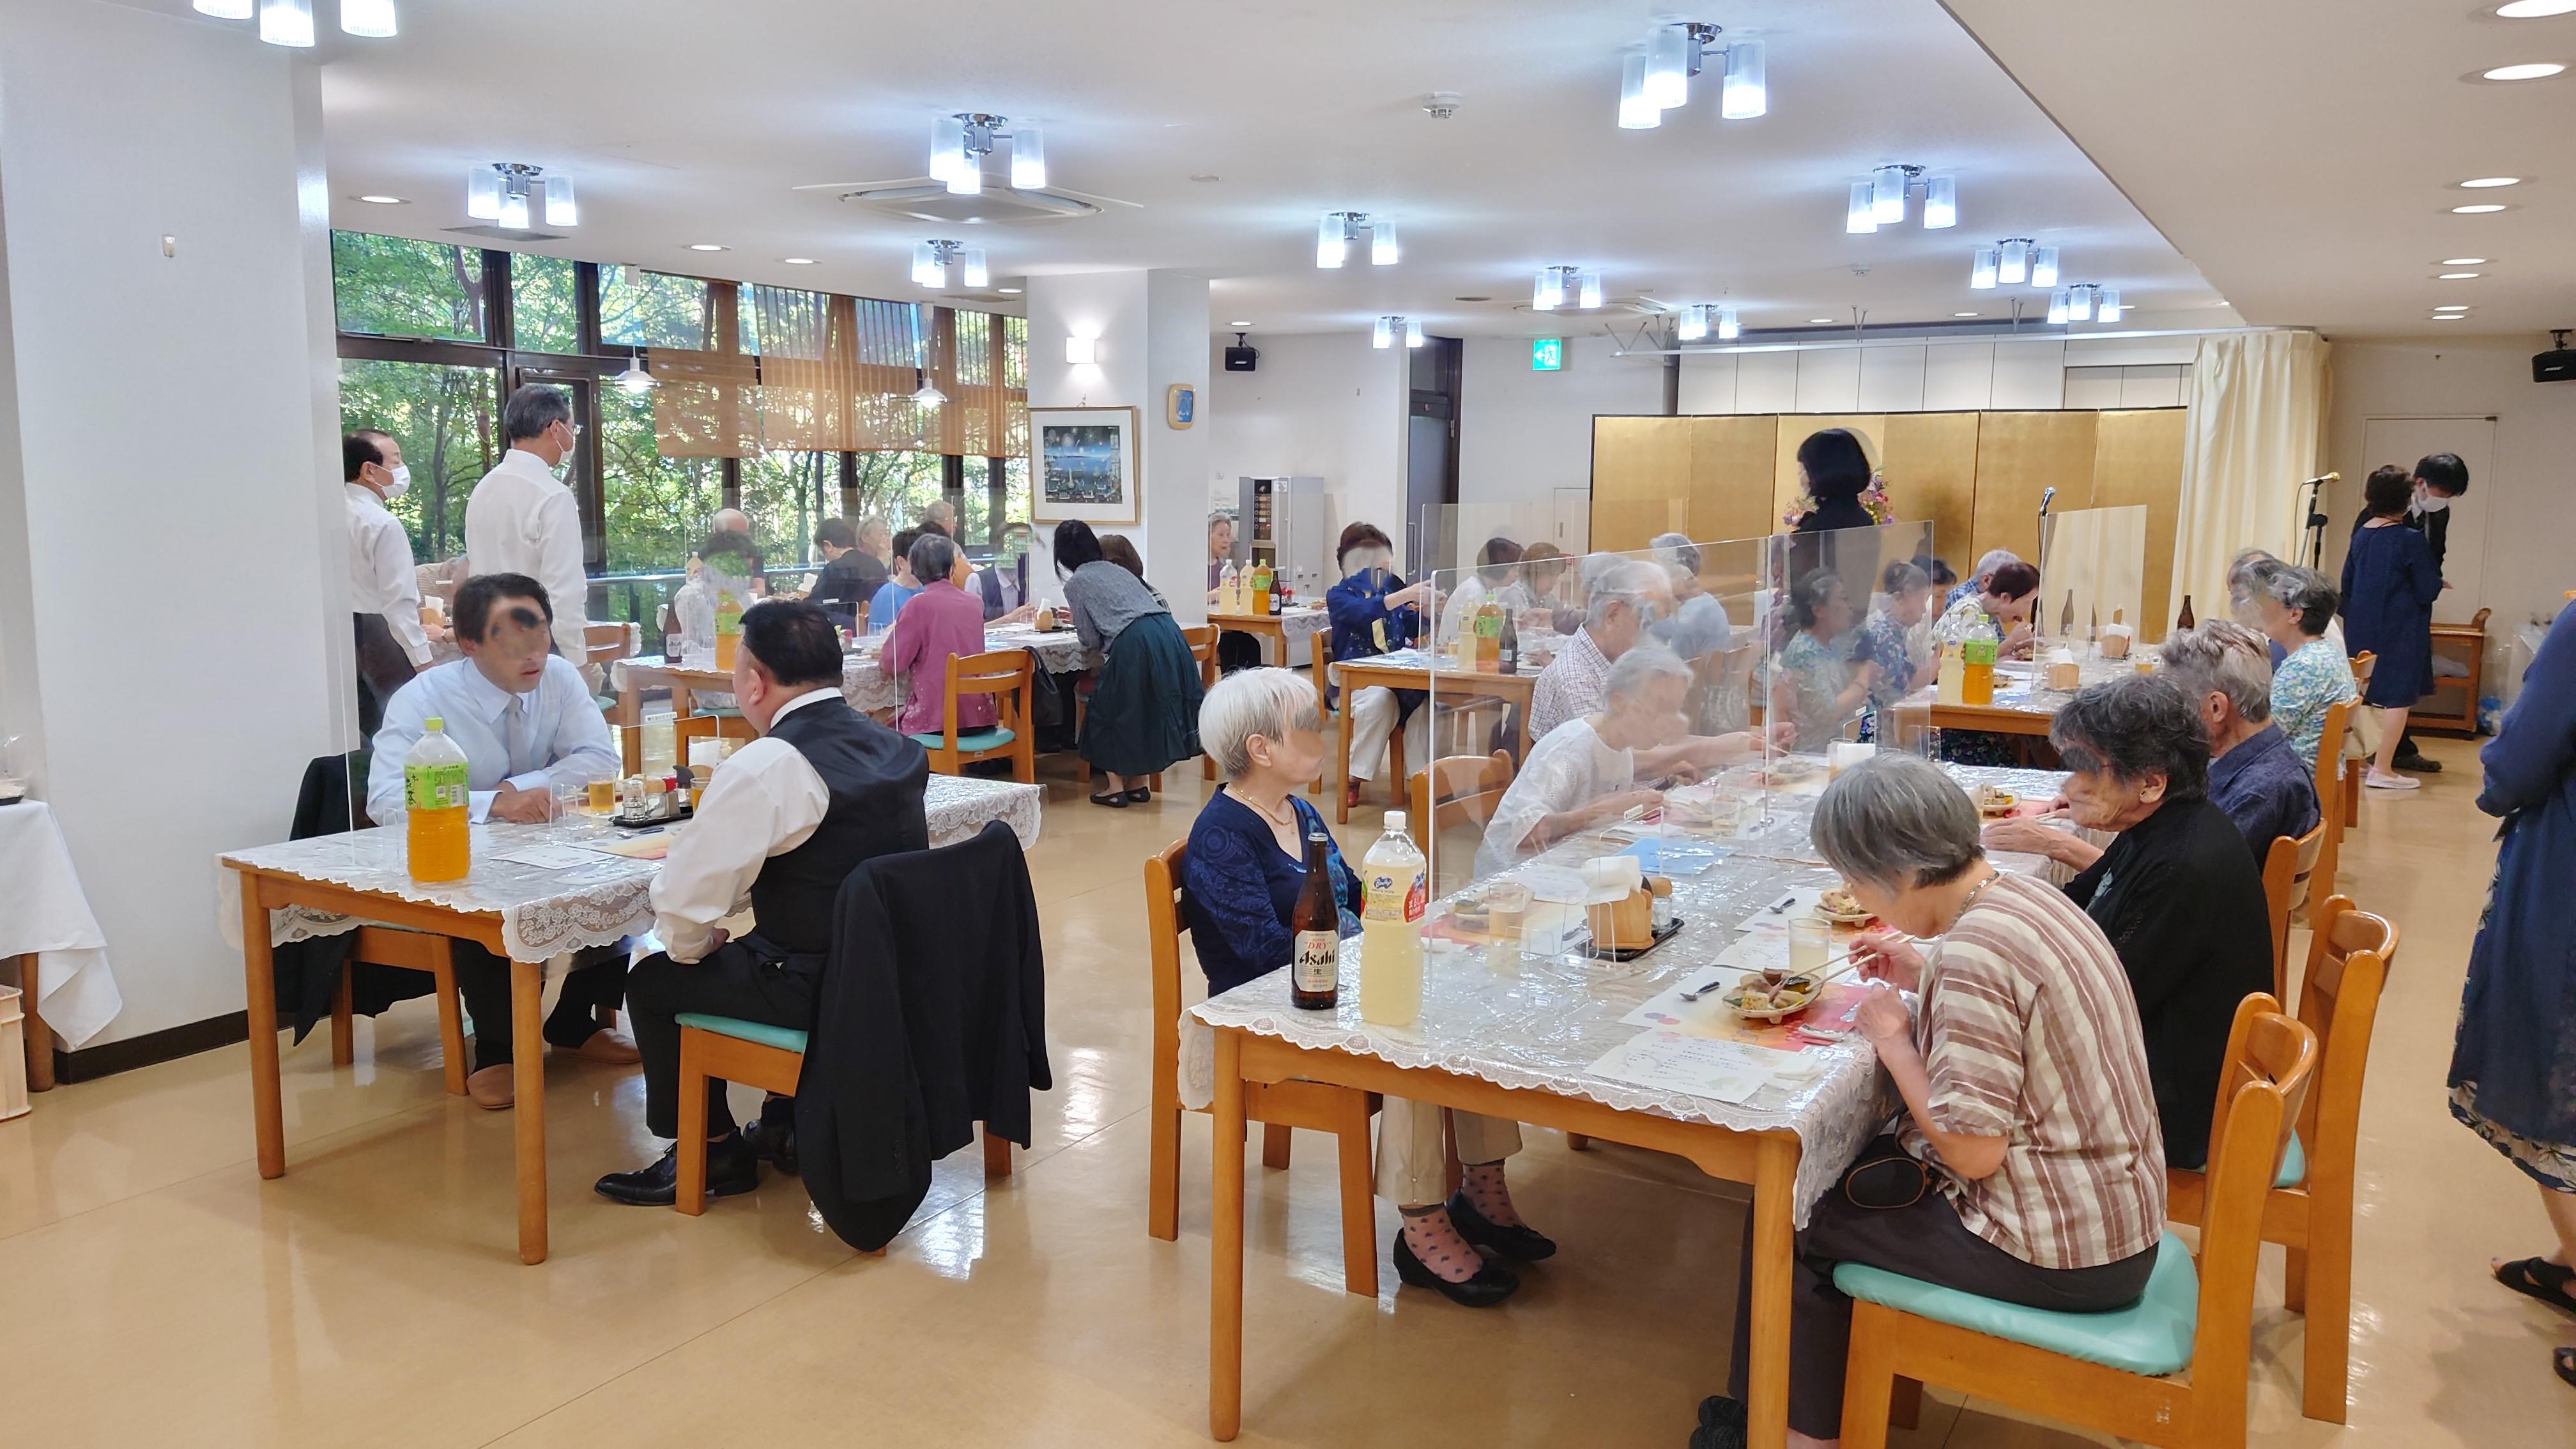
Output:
2170,331,2332,625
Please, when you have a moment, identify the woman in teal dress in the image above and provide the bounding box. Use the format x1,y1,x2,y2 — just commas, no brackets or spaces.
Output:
1770,569,1873,753
2448,604,2576,1389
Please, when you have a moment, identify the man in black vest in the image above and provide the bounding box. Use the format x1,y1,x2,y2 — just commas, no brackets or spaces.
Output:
595,600,928,1206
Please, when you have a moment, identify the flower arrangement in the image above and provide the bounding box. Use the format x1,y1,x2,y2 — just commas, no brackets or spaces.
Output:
1782,471,1896,528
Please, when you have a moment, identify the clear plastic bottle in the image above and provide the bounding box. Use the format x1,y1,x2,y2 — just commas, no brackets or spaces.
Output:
713,588,744,670
1358,809,1427,1027
1218,559,1239,613
404,717,471,883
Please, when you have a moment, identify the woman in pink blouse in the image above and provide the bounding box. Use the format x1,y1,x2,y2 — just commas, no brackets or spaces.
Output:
885,532,998,740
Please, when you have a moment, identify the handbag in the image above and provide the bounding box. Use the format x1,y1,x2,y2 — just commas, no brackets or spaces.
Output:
1840,1141,1936,1211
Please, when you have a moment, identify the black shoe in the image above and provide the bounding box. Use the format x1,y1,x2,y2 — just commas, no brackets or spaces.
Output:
1123,786,1153,803
1690,1396,1748,1449
1446,1191,1558,1261
593,1131,760,1206
2394,750,2442,773
1087,790,1128,808
743,1117,798,1177
1391,1226,1519,1307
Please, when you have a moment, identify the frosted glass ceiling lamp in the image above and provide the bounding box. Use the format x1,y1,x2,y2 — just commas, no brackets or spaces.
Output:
1316,211,1351,269
1846,181,1879,234
2065,286,2092,322
1618,53,1660,129
1644,24,1691,109
1676,305,1708,342
1406,319,1425,348
961,247,988,288
2046,288,2071,325
1997,237,2030,286
912,241,944,288
1372,220,1400,266
1720,39,1765,118
1871,165,1908,224
1716,304,1738,340
193,0,254,17
258,0,314,47
496,187,530,231
1970,247,1999,289
542,175,577,227
2030,245,2060,288
929,116,965,183
1921,174,1957,229
1010,127,1046,189
341,0,397,38
1533,266,1573,310
2095,288,2123,324
466,165,502,220
1577,270,1603,310
1372,316,1395,349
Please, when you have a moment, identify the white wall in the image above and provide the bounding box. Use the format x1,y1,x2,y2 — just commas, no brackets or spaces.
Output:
1457,334,1664,512
1204,331,1406,561
2325,337,2576,673
0,0,344,1045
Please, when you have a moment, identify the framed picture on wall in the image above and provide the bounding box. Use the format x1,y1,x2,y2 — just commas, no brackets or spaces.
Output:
1030,405,1141,525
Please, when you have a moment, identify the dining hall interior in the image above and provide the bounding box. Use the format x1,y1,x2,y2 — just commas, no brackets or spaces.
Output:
2,0,2574,1445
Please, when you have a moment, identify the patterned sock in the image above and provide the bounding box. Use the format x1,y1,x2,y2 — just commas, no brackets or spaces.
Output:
1400,1205,1480,1284
1462,1161,1522,1227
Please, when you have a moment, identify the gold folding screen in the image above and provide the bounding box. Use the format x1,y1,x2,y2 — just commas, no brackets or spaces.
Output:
1591,408,2190,635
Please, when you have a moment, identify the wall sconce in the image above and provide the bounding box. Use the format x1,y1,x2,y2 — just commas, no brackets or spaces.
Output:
1065,336,1098,365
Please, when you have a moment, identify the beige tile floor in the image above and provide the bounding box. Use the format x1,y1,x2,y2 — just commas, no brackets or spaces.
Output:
3,733,2568,1447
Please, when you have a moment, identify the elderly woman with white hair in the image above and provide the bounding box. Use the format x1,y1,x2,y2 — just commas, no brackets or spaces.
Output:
1181,667,1550,1309
2245,564,2359,770
1692,754,2165,1449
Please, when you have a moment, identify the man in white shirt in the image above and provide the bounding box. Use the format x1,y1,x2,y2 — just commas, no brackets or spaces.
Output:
368,572,634,1108
345,431,439,733
465,385,592,677
595,600,930,1206
1529,558,1671,741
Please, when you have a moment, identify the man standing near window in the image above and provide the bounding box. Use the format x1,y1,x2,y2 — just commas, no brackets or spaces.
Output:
344,430,438,733
466,385,592,681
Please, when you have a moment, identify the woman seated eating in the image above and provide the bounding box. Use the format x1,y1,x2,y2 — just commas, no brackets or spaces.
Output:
1930,557,2038,657
1856,559,1935,739
1326,523,1436,810
1183,668,1547,1308
1770,568,1875,753
2248,563,2358,769
1694,753,2165,1449
2031,674,2271,1169
884,531,997,741
1056,519,1204,807
865,526,925,636
1478,647,1764,875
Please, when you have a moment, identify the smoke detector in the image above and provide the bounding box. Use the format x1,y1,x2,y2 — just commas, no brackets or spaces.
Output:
1422,91,1464,119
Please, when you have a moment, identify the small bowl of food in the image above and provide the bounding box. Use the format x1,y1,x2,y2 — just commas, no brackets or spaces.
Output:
1726,971,1823,1021
1975,785,2018,818
1814,887,1874,926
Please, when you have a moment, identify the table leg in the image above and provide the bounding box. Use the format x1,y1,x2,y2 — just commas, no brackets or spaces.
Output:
1745,1133,1800,1449
1209,1027,1246,1441
511,959,548,1265
1384,717,1405,810
240,875,284,1179
16,954,51,1092
1333,693,1354,824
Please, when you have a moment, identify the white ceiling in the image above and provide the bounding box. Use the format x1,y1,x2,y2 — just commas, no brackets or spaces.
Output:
148,0,2233,339
1945,0,2576,339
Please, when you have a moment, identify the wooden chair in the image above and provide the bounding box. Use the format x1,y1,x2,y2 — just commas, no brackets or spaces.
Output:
2168,896,2396,1424
327,927,471,1096
672,1014,1015,1227
1187,624,1224,781
1144,839,1381,1296
2342,654,2375,831
2310,698,2354,900
2258,823,2326,1000
910,648,1035,783
1409,750,1516,895
1836,994,2319,1449
674,710,758,760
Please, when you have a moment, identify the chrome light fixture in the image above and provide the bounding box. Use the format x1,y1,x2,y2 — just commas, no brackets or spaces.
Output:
910,240,988,289
202,0,400,45
1997,238,2031,286
1853,165,1952,231
1616,22,1766,129
1372,316,1426,349
928,112,1050,197
1316,211,1400,268
466,164,567,231
2050,283,2116,324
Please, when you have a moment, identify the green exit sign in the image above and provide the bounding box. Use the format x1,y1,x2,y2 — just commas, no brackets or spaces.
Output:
1531,337,1563,371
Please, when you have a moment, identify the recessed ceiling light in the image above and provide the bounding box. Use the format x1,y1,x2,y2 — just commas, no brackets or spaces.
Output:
995,286,1023,295
687,243,729,251
2481,62,2566,80
2439,271,2483,279
1190,174,1221,183
2435,304,2472,310
2451,203,2510,213
355,194,406,204
2441,257,2488,264
1809,317,1834,324
1953,311,1981,318
781,257,816,265
2458,176,2523,187
2498,0,2576,13
1229,320,1254,327
2434,314,2467,321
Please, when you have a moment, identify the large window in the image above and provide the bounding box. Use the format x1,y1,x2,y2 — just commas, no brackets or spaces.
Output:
599,266,714,350
511,255,581,355
332,233,486,341
337,358,500,562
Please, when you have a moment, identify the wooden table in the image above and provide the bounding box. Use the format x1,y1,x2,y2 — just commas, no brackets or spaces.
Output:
1205,1028,1799,1443
610,657,735,776
1206,606,1330,669
1328,654,1539,823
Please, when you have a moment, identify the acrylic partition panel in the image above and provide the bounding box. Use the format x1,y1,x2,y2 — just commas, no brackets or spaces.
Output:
2037,504,2148,650
1758,519,1941,775
1410,536,1805,962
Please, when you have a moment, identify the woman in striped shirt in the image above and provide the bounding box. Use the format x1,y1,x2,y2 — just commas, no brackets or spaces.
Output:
1694,753,2165,1449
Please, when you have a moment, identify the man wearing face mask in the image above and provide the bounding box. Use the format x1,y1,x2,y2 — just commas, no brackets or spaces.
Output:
466,385,593,682
972,520,1038,624
2345,451,2469,774
345,431,438,733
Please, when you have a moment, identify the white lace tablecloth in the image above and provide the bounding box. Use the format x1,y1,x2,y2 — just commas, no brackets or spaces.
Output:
1181,759,2078,1228
217,775,1042,956
1212,604,1331,654
841,624,1089,715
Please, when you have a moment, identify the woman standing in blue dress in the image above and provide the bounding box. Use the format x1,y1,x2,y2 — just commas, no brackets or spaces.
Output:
2340,466,2444,791
2449,604,2576,1390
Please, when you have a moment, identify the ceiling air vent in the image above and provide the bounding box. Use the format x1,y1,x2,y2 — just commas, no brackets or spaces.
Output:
836,185,1100,226
445,224,571,242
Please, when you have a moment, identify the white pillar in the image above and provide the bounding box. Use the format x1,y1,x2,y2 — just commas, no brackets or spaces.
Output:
0,1,346,1046
1022,268,1210,624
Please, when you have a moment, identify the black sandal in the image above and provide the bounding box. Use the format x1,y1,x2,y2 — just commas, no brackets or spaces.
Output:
2495,1257,2576,1316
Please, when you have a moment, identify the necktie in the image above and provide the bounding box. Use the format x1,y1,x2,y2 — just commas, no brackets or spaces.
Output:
503,694,535,777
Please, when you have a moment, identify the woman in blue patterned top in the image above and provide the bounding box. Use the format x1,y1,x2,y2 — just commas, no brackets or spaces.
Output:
1182,666,1547,1308
1857,559,1938,739
2246,564,2357,769
1772,568,1875,752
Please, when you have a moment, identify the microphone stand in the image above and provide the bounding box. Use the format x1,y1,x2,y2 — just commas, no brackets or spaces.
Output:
2299,473,2331,569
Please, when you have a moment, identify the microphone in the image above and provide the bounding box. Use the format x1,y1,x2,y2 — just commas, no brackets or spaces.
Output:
2303,471,2340,486
2038,485,2057,517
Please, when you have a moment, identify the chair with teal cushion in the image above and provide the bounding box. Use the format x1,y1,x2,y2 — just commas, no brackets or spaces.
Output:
910,725,1015,752
675,1013,808,1054
915,648,1034,783
2273,1133,2304,1190
1836,993,2318,1449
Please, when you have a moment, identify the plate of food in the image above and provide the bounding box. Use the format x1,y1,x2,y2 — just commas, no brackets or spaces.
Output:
1814,887,1875,926
1974,784,2018,818
1725,971,1823,1022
